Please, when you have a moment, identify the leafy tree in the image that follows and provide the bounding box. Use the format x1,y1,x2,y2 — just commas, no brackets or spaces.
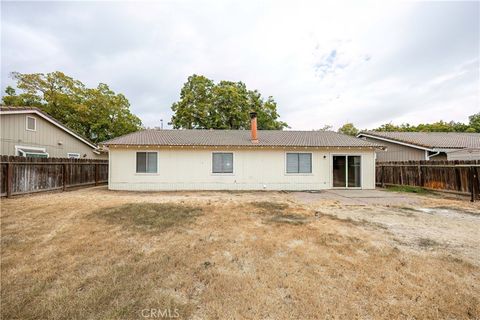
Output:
170,74,288,130
316,125,333,131
171,75,214,129
2,71,142,142
338,123,359,136
372,117,479,133
468,113,480,132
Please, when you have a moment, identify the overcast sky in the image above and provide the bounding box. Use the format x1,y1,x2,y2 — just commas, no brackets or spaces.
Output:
1,0,479,130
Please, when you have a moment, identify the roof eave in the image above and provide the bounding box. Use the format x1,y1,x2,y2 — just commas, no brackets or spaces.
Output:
105,143,379,149
357,132,433,151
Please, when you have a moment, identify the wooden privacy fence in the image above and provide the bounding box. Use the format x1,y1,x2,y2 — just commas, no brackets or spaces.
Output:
1,156,108,197
376,160,480,201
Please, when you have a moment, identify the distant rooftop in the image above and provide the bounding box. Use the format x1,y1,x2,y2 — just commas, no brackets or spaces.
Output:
358,131,480,149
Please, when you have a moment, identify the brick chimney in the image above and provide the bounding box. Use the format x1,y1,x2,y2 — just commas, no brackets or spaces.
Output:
250,112,258,144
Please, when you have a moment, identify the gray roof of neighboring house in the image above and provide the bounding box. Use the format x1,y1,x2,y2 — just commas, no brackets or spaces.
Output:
103,129,382,148
358,131,480,150
0,106,98,149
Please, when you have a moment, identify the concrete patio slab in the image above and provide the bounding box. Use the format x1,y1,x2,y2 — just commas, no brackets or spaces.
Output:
293,188,422,206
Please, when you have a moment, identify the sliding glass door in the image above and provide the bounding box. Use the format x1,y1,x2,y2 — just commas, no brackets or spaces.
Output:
333,155,361,188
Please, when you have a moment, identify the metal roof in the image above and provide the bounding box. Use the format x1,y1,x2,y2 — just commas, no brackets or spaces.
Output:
358,131,480,150
103,129,382,148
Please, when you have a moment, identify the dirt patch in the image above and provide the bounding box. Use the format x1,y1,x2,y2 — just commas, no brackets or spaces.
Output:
90,202,203,232
430,206,480,216
315,211,388,229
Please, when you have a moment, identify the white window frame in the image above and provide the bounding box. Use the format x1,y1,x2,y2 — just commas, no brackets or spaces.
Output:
211,152,235,175
26,116,37,131
135,151,159,175
330,154,363,189
284,152,313,175
15,145,49,158
67,153,81,159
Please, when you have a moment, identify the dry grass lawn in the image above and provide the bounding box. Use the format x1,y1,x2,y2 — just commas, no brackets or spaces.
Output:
1,187,479,319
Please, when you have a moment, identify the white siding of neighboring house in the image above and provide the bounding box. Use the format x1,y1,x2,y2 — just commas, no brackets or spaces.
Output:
108,147,376,191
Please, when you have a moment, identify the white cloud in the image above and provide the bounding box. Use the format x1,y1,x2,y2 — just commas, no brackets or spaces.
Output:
1,0,478,130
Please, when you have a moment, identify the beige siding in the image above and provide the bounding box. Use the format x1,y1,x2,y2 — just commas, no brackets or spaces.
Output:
362,137,426,161
429,153,447,160
0,113,106,159
447,149,480,160
108,147,376,191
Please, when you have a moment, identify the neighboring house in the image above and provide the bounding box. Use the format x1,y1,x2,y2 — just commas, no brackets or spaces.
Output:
0,106,107,159
357,131,480,162
103,113,382,191
446,148,480,161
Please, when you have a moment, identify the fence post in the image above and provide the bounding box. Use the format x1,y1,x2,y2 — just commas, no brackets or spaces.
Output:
380,166,385,188
95,163,99,186
418,165,422,187
6,162,13,198
63,163,68,191
471,166,477,203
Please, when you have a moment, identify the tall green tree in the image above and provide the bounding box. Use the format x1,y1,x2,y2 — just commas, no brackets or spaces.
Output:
468,113,480,132
373,118,478,133
338,123,359,136
170,74,288,130
2,71,142,142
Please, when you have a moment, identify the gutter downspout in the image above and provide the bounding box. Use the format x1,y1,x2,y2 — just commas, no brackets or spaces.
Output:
426,151,440,160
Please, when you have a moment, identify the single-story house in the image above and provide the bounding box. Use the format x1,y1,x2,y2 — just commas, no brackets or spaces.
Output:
357,131,480,162
0,106,107,159
103,113,383,191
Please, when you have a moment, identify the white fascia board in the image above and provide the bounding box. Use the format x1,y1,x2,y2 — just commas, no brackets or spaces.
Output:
1,109,98,149
357,133,433,152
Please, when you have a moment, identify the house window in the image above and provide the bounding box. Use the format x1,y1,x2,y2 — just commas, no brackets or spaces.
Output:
26,116,36,131
16,146,48,158
212,153,233,173
67,153,81,159
136,152,157,173
286,153,312,173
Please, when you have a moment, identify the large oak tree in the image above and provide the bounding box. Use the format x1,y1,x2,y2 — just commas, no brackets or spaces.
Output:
171,74,288,130
2,71,142,142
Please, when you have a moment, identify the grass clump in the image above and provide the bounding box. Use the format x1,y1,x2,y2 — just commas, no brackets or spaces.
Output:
267,214,307,225
386,185,432,194
92,203,202,232
417,238,440,248
251,201,289,213
250,201,308,225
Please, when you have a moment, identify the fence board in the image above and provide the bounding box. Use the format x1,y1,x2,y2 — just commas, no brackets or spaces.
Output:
376,160,479,200
0,156,108,197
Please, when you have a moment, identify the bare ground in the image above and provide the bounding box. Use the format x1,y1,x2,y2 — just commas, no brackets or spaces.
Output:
1,187,479,319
